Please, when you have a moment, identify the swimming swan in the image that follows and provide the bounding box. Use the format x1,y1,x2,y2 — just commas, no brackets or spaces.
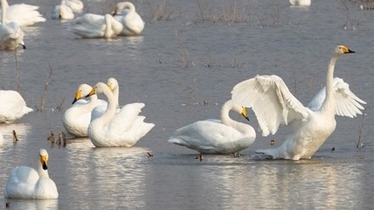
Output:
168,99,256,154
290,0,311,7
111,2,144,36
52,0,83,20
87,82,154,147
0,0,46,27
0,0,25,50
5,149,58,199
0,90,33,123
231,45,366,160
69,13,123,39
62,84,108,138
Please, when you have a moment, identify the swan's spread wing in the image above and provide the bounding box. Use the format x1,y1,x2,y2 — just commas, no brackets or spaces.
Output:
231,75,309,136
308,78,366,117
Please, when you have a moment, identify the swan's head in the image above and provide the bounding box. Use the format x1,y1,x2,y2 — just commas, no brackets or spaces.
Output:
111,2,134,16
86,82,108,98
241,107,250,122
107,78,118,91
334,45,355,56
39,149,49,170
72,84,92,104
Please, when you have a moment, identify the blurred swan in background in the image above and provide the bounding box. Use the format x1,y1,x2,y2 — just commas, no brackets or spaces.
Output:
87,82,154,147
0,0,25,50
168,99,256,154
68,13,123,38
290,0,311,7
231,45,365,160
0,90,32,123
0,0,46,27
5,149,59,199
63,84,107,138
52,0,84,20
111,2,144,36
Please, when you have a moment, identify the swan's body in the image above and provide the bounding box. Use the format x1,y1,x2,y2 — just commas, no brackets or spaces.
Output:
0,90,33,124
290,0,311,7
52,0,83,20
0,0,25,50
0,0,45,27
168,100,256,154
5,149,58,199
111,2,144,36
231,45,365,160
87,82,154,147
63,84,108,138
69,13,123,38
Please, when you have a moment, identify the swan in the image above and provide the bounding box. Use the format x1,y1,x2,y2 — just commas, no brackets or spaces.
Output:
52,0,83,20
168,99,256,154
0,90,33,124
231,45,366,160
86,82,154,147
5,149,58,199
68,13,123,38
0,0,45,27
111,2,145,36
290,0,311,7
0,0,25,50
62,84,108,138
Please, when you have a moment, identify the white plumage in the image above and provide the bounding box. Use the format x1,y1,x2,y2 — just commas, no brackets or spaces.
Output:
0,0,45,27
111,2,145,36
52,0,83,20
0,0,25,50
290,0,311,7
0,90,33,124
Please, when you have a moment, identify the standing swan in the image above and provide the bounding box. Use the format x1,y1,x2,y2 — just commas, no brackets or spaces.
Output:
111,2,145,36
5,149,59,199
231,45,366,160
87,82,154,147
0,0,46,27
0,0,25,50
0,90,33,123
168,99,256,154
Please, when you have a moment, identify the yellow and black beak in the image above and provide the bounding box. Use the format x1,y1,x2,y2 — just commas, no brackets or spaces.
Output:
241,107,250,122
72,90,81,104
342,46,355,54
40,155,48,170
85,87,97,98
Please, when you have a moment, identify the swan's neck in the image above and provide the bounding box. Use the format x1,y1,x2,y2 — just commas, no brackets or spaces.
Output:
1,0,8,24
119,2,135,13
112,87,119,108
104,15,112,39
38,163,50,178
320,55,338,114
99,86,117,123
221,100,251,135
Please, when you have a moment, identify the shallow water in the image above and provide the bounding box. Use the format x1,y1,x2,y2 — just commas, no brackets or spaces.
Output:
0,0,373,209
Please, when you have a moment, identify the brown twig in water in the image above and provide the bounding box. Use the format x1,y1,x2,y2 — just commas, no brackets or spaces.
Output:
12,130,18,142
39,65,54,112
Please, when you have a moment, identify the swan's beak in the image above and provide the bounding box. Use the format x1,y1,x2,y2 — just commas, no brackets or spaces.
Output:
72,90,81,104
85,88,96,98
342,46,355,54
107,83,113,90
19,43,26,49
40,155,48,170
241,107,250,121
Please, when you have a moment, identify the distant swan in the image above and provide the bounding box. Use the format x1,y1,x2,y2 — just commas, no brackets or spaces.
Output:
5,149,59,199
52,0,83,20
87,82,154,147
290,0,311,6
0,90,33,124
0,0,25,50
168,99,256,154
231,45,366,160
111,2,145,36
63,84,107,138
0,0,46,27
68,13,123,38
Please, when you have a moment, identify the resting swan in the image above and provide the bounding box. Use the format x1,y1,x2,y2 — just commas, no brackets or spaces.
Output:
168,99,256,154
0,90,33,123
69,13,123,39
0,0,25,50
5,149,58,199
52,0,84,20
87,82,154,147
290,0,311,7
0,0,46,27
62,84,108,138
231,45,366,160
111,2,145,36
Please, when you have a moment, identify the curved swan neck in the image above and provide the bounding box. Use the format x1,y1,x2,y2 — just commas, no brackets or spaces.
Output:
38,162,50,178
321,55,338,113
118,2,135,13
1,0,8,24
98,85,117,122
220,100,250,134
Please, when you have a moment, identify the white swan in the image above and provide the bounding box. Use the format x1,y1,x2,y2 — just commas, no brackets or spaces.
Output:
0,90,33,124
5,149,59,199
0,0,45,27
52,0,83,20
62,84,108,138
111,2,145,36
231,45,366,160
168,99,256,154
68,13,123,39
87,82,154,147
290,0,311,7
0,0,25,50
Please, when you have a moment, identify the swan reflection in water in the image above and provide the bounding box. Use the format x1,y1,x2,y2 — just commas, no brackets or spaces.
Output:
5,199,58,210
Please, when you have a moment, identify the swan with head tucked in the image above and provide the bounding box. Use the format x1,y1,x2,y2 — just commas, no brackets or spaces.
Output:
87,82,154,147
62,84,108,138
52,0,84,20
111,2,144,36
0,0,45,27
290,0,311,7
5,149,58,199
68,13,123,39
0,90,33,123
0,0,25,50
168,99,256,154
231,45,366,160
